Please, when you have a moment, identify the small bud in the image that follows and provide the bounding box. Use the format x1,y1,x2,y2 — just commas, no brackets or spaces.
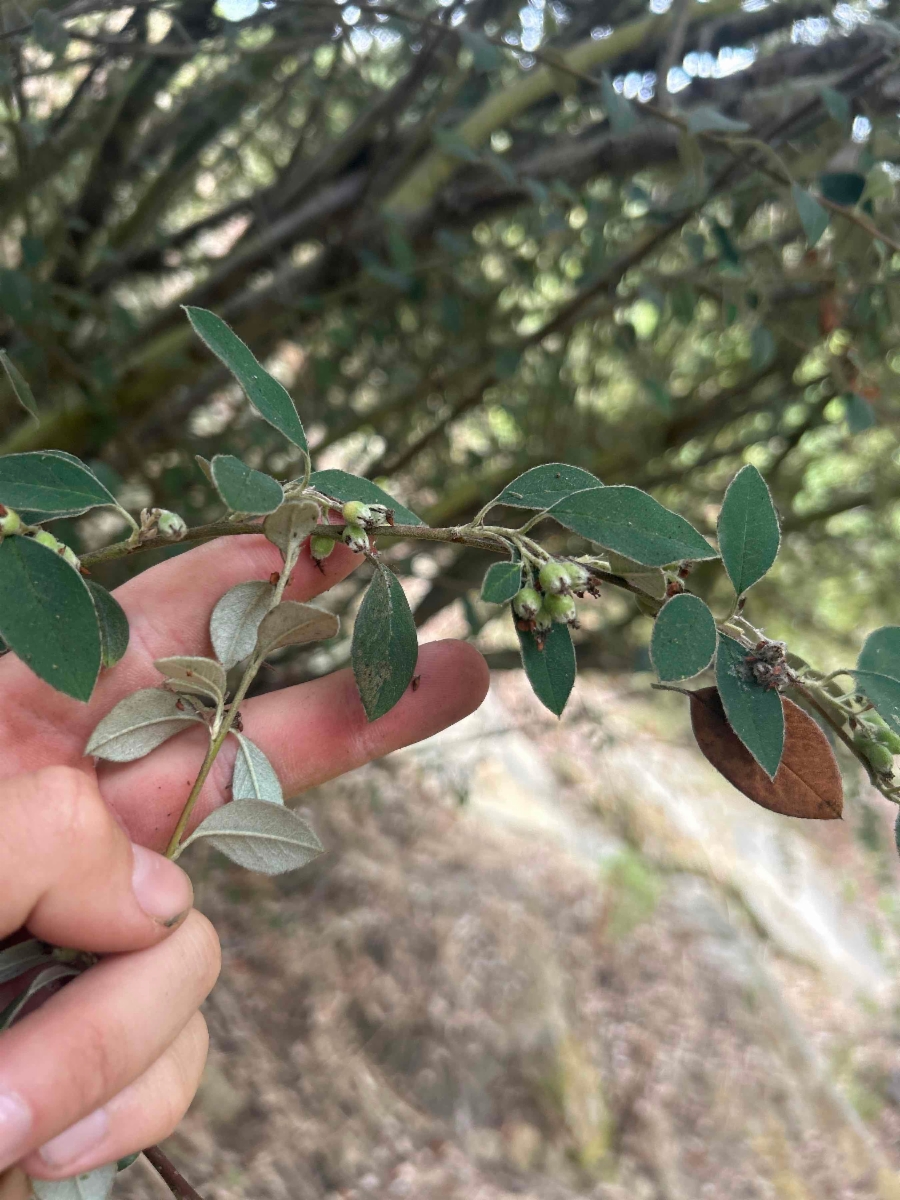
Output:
873,726,900,755
310,534,335,561
563,561,589,590
0,506,22,536
854,734,895,774
342,523,369,554
538,561,570,595
513,586,542,619
342,500,374,526
32,530,64,554
544,593,577,625
60,544,82,571
156,509,187,540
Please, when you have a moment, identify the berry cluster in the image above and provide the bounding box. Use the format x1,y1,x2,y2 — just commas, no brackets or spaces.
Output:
852,711,900,777
512,559,599,648
309,499,395,565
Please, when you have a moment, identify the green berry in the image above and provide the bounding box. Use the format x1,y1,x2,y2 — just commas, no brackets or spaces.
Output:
342,500,373,526
875,727,900,755
563,561,589,589
33,530,63,553
342,523,369,553
310,534,335,561
544,593,577,624
533,607,553,632
513,587,542,619
156,509,187,540
854,734,894,774
0,506,22,536
538,561,570,595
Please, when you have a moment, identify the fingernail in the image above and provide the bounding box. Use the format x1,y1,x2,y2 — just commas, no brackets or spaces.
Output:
131,844,193,926
0,1093,31,1171
38,1108,109,1170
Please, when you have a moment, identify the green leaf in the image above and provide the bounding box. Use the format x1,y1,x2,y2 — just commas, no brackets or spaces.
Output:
309,469,424,526
352,563,418,721
481,560,523,604
433,129,482,163
843,392,876,433
495,463,602,510
717,465,780,595
517,621,575,716
650,594,717,682
211,455,283,515
254,600,339,657
155,655,226,704
750,325,776,372
209,580,275,669
686,106,749,134
791,184,829,247
85,688,204,761
819,172,865,207
458,28,502,71
548,486,716,567
31,1165,118,1200
1,963,79,1033
0,535,100,700
232,733,283,804
0,351,38,420
600,72,637,136
0,939,53,985
0,451,117,517
178,798,322,875
184,307,308,452
715,634,785,777
820,86,850,127
854,627,900,735
85,581,129,668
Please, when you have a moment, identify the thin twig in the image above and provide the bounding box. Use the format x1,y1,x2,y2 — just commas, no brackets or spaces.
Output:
142,1146,207,1200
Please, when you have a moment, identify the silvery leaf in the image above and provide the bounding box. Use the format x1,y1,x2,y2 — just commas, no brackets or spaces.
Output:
0,963,79,1031
179,798,323,875
209,580,275,668
155,656,227,704
0,939,52,985
31,1163,118,1200
263,500,320,561
255,601,339,658
232,733,283,804
85,688,205,762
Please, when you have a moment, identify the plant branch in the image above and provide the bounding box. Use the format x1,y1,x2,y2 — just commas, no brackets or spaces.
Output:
142,1146,207,1200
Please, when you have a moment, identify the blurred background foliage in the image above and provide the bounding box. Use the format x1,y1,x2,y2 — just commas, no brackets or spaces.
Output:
2,0,900,676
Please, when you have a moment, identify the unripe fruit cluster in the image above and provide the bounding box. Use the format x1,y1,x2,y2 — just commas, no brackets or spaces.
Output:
853,711,900,776
340,500,392,530
32,529,81,571
0,506,22,536
309,533,335,562
513,559,590,631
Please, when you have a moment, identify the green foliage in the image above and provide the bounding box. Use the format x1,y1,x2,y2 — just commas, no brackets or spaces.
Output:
211,455,284,515
86,581,129,668
495,464,602,511
715,634,785,778
0,452,117,518
650,594,717,682
516,622,576,717
854,628,900,735
792,185,830,247
351,563,418,721
481,560,523,604
0,535,100,700
0,351,37,420
177,799,323,874
309,470,423,526
717,465,780,596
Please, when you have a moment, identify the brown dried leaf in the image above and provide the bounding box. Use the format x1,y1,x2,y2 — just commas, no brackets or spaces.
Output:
689,687,843,819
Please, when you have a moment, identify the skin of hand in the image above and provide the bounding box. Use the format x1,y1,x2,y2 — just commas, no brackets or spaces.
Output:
0,533,489,1192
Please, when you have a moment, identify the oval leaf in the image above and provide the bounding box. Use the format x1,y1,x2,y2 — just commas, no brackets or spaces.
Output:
1,963,80,1033
232,733,283,804
1,350,38,420
0,451,116,517
85,688,204,762
792,184,829,247
185,307,307,451
255,600,339,657
211,454,284,515
155,655,226,704
548,486,717,567
481,560,522,604
179,798,323,874
85,581,129,668
718,464,780,596
690,688,842,819
31,1164,118,1200
854,626,900,734
352,564,418,721
0,939,53,986
686,106,750,134
715,634,785,778
650,594,717,682
495,463,602,510
0,535,101,701
209,580,275,669
517,620,575,716
605,551,666,598
263,500,320,560
309,469,424,526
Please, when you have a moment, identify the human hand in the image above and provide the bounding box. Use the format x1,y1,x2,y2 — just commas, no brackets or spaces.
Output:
0,533,489,1190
